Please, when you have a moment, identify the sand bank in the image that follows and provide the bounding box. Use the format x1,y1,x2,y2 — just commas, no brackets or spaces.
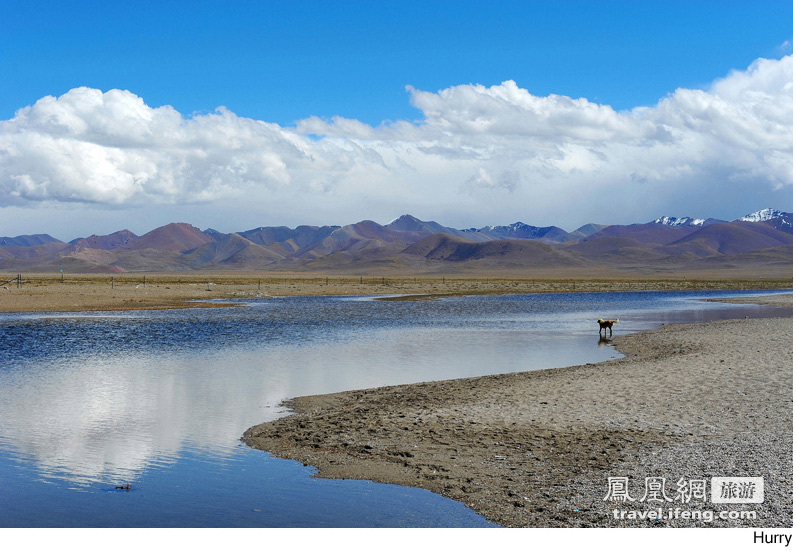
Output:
0,274,789,313
704,293,793,308
243,295,793,527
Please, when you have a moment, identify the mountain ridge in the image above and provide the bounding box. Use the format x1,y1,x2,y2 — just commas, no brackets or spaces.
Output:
0,209,790,274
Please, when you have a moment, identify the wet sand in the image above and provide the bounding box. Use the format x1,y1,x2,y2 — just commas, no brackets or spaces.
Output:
243,294,793,527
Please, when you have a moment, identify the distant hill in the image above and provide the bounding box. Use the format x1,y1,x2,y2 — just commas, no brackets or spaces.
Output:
239,225,340,251
0,241,69,263
0,209,790,274
386,214,469,238
667,221,793,255
568,223,609,240
403,233,479,259
301,220,414,259
565,236,671,264
181,233,285,268
0,234,63,247
579,222,696,245
123,223,214,252
70,230,138,250
404,233,587,266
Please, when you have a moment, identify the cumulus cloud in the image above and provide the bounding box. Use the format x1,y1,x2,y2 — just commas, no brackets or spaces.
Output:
407,81,666,143
1,89,294,204
0,55,791,227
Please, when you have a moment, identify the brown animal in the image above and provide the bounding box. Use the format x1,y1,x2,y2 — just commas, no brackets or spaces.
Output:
598,318,619,337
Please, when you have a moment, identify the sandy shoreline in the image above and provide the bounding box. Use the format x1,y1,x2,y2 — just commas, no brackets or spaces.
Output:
243,294,793,527
704,294,794,307
0,273,790,313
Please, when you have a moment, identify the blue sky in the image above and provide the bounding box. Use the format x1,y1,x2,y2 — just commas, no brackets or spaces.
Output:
3,0,791,124
0,1,792,238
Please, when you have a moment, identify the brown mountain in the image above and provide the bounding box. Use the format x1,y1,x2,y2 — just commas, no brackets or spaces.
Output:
564,236,671,263
667,221,792,255
563,221,793,267
299,220,413,259
123,223,214,252
180,233,285,268
404,233,587,266
685,244,793,269
580,222,697,245
403,233,479,259
0,241,70,263
386,214,482,241
1,211,791,274
567,223,609,241
70,230,138,250
0,234,63,247
239,225,340,251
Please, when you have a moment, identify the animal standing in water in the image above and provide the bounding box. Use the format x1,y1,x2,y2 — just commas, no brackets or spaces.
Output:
598,318,619,337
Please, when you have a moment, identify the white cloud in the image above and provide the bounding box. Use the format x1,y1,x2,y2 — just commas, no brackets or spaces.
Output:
0,56,791,230
0,88,304,205
407,80,665,143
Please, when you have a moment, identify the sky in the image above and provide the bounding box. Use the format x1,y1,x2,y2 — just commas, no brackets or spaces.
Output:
0,0,792,240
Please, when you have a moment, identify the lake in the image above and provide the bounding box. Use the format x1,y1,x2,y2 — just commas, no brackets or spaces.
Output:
0,289,790,527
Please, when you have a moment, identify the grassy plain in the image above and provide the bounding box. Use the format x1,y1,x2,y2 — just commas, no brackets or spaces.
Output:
0,272,790,312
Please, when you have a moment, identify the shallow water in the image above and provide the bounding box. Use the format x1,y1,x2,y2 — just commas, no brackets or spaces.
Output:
0,289,789,527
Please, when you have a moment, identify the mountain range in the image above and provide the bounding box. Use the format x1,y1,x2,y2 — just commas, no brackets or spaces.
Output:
0,209,791,276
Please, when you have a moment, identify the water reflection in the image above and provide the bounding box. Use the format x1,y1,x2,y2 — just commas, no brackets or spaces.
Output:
0,326,618,484
0,289,789,517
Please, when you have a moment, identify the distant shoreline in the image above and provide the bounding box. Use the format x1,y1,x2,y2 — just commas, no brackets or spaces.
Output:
243,294,793,527
0,274,790,313
702,294,794,307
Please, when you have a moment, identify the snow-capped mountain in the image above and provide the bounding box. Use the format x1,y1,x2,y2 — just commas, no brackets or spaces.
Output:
460,222,572,243
653,216,708,227
484,222,553,238
652,209,794,231
736,209,793,233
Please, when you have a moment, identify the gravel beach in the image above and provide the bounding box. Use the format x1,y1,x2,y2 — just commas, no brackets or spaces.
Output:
243,294,793,527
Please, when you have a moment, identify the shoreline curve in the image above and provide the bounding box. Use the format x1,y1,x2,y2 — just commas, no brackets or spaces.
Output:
243,294,793,527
